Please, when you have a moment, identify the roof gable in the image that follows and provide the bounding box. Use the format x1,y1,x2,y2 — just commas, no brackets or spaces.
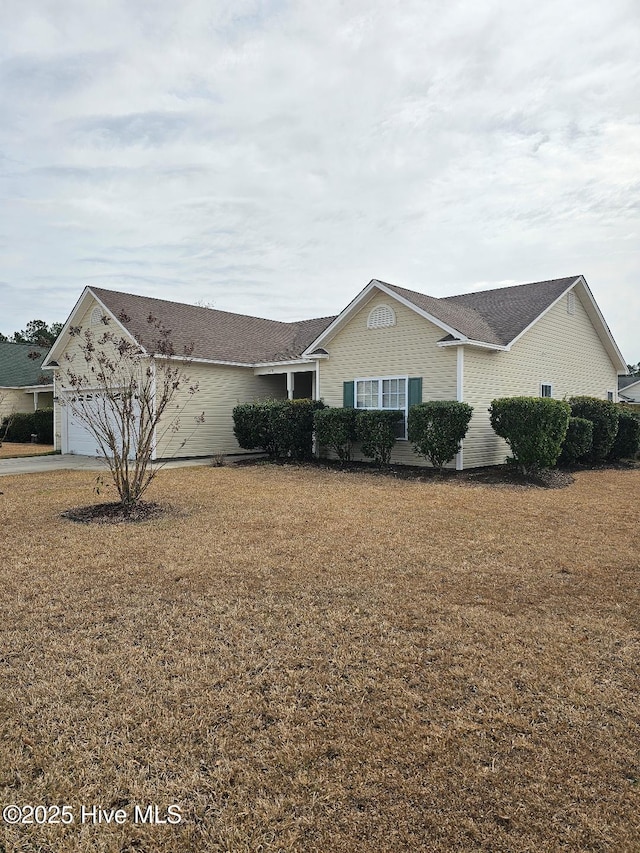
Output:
0,342,51,387
303,275,626,371
45,287,335,367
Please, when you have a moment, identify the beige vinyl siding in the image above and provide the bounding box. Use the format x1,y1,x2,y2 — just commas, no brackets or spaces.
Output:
463,289,620,468
0,388,33,420
156,363,286,458
319,290,457,466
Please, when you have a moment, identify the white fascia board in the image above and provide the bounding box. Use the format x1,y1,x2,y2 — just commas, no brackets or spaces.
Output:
42,287,147,367
507,276,628,372
573,278,628,372
2,384,53,391
301,279,467,357
89,289,147,352
254,361,316,376
437,339,507,351
253,358,316,369
42,286,93,366
153,353,254,367
506,278,580,350
149,354,318,370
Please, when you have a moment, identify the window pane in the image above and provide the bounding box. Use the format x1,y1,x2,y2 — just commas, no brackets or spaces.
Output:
356,379,378,408
382,378,406,409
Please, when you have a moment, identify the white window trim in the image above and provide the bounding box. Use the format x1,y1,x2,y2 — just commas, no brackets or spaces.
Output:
354,375,409,439
540,382,553,398
607,389,616,402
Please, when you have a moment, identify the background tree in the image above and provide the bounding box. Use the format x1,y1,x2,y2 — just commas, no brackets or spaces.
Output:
59,312,203,510
11,320,63,347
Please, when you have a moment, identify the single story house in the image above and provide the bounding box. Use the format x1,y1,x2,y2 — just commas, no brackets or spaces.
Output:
618,375,640,407
43,274,628,468
0,342,54,422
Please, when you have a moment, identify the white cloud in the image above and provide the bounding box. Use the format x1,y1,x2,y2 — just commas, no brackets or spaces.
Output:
0,0,639,361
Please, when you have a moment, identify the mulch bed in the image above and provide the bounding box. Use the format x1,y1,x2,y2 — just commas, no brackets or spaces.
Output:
61,500,166,524
235,456,576,489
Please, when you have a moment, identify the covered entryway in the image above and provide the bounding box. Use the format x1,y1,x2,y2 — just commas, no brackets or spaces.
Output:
253,364,317,399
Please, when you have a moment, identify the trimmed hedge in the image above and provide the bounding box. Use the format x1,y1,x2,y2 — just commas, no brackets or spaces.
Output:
489,397,571,474
408,401,473,470
1,408,54,444
568,396,619,463
558,417,593,466
608,408,640,461
354,409,403,467
314,408,357,463
232,399,325,460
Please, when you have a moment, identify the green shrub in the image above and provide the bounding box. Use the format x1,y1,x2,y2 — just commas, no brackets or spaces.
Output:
489,397,571,474
355,410,403,467
33,408,54,444
232,399,324,460
1,408,54,444
568,396,619,463
314,408,357,463
558,417,593,466
408,401,473,470
232,401,281,457
273,398,325,460
608,408,640,460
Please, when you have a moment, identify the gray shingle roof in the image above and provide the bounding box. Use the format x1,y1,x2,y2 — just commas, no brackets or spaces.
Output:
619,374,639,390
0,342,51,386
90,288,336,364
381,276,579,345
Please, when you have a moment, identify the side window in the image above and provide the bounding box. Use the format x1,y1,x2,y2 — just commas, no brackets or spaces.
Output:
355,376,407,438
540,383,552,398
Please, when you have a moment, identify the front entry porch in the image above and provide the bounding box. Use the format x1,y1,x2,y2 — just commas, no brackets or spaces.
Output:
254,363,317,400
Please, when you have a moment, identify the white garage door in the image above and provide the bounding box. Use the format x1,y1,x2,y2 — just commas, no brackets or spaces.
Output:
65,394,138,459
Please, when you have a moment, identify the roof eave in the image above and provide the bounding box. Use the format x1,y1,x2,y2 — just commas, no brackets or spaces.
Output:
437,339,508,352
505,275,628,372
42,286,148,368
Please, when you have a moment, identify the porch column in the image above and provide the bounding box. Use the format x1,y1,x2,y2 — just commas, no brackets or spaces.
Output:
33,391,39,411
286,371,294,400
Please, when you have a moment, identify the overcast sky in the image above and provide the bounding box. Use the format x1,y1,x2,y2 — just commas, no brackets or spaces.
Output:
1,0,639,362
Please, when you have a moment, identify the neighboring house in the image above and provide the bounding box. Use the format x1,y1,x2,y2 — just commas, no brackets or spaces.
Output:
618,375,640,407
43,275,627,468
0,342,53,422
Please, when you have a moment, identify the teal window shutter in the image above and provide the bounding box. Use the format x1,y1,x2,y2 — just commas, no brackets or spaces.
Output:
343,381,355,408
408,377,422,409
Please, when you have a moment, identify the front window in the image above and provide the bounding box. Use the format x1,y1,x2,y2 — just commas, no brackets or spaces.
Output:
355,376,407,438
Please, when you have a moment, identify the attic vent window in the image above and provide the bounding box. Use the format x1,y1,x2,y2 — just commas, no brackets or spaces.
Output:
367,304,396,329
91,307,104,325
567,292,576,315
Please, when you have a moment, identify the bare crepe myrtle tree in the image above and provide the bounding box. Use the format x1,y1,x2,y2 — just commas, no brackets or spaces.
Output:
59,311,203,507
0,392,15,447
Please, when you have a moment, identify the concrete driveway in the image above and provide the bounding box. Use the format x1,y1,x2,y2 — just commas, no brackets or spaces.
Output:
0,454,218,476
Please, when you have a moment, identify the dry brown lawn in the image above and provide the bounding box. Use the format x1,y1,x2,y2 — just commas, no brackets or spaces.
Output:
0,464,638,852
0,443,55,459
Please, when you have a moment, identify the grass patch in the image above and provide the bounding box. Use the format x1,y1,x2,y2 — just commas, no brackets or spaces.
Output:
0,442,56,458
0,465,638,851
